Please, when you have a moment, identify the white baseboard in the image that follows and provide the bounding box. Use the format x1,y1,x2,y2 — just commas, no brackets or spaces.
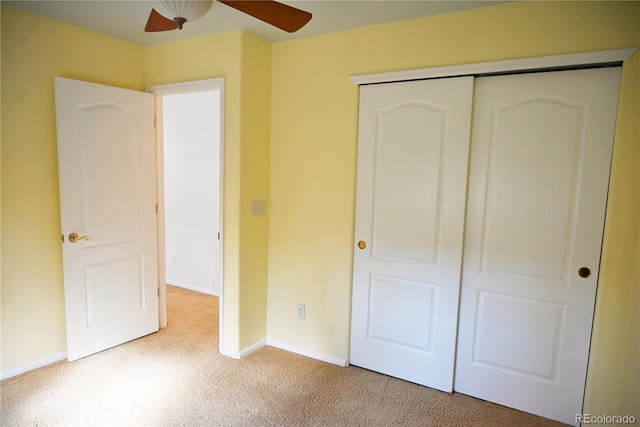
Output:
219,348,241,359
219,340,266,359
240,340,266,358
267,339,348,367
1,352,67,381
220,339,348,367
1,342,346,381
166,281,219,297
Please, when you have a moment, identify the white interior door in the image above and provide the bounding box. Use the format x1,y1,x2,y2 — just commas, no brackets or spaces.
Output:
55,77,159,361
454,67,621,424
350,77,473,392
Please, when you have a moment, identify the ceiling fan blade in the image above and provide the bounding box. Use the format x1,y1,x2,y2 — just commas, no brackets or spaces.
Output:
145,8,180,32
219,0,312,33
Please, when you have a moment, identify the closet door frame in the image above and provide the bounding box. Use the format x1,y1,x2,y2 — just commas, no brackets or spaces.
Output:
350,49,635,85
349,47,636,415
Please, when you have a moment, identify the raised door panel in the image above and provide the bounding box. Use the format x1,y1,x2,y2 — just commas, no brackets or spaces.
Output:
80,105,143,246
480,98,583,282
372,101,446,266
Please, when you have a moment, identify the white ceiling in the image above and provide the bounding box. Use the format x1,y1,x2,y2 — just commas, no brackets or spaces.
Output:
4,0,507,46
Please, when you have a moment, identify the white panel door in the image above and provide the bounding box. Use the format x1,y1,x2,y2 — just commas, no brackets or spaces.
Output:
350,77,473,392
55,77,159,361
454,68,621,424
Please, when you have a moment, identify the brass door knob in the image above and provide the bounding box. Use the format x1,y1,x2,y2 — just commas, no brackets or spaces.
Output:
357,240,366,250
68,233,90,243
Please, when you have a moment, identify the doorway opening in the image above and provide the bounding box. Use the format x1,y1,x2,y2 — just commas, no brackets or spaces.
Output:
163,90,221,296
147,78,225,344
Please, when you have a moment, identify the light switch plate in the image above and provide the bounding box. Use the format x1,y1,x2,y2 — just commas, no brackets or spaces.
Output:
251,200,266,217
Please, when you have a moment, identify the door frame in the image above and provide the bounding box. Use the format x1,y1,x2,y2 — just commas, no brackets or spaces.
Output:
146,78,225,346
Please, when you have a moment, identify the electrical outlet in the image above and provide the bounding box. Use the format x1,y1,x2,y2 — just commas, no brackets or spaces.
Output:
296,304,305,320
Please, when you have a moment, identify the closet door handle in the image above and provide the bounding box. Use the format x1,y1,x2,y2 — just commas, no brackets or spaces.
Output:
578,267,591,278
357,240,366,250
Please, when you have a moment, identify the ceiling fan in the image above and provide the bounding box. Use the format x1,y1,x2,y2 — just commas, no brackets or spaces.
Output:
144,0,312,33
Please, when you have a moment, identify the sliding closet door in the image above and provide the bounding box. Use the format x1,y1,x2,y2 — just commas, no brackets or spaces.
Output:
350,77,473,392
454,67,621,424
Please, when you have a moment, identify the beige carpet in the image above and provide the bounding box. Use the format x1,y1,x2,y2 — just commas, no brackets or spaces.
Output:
1,285,566,426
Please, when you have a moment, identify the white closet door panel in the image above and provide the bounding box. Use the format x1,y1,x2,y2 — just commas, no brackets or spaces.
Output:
350,76,473,392
455,67,621,425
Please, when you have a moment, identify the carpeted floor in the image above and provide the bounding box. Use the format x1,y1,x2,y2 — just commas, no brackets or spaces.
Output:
1,285,567,426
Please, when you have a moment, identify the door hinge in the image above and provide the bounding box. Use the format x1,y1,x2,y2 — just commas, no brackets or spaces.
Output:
61,234,65,243
154,116,157,127
158,288,160,298
218,232,221,240
155,204,158,214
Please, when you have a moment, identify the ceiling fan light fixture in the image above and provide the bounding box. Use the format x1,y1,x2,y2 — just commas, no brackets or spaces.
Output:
145,0,312,34
152,0,213,29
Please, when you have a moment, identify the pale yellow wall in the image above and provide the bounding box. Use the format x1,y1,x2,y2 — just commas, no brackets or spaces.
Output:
1,6,270,366
144,30,245,355
0,1,3,340
238,33,271,350
584,51,640,419
144,30,272,355
1,5,145,371
619,230,640,415
267,0,639,415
